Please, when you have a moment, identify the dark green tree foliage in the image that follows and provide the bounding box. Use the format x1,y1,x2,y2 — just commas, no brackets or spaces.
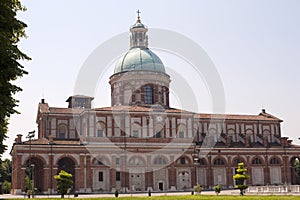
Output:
0,0,30,156
54,170,73,198
1,180,11,193
233,162,250,195
24,175,32,193
294,159,300,177
0,158,11,182
0,158,12,194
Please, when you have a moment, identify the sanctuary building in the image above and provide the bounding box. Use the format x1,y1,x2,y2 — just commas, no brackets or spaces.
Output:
11,14,300,194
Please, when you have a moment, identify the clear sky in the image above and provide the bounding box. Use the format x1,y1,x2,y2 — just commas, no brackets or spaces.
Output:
3,0,300,159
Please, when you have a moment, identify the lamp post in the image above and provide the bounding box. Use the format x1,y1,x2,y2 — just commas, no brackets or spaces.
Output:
193,142,200,185
31,164,35,196
26,130,35,198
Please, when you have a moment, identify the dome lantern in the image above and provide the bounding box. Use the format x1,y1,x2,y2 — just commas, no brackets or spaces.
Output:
130,10,148,48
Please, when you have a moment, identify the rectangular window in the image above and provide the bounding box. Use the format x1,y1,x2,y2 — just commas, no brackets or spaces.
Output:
144,85,153,104
59,132,65,139
116,158,120,165
116,172,121,181
179,131,184,138
98,172,103,182
180,157,186,164
132,130,139,138
155,131,161,138
97,130,103,137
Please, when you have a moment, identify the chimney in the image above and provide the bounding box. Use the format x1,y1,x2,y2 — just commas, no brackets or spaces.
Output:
262,109,266,113
280,137,288,147
41,99,45,104
16,134,22,144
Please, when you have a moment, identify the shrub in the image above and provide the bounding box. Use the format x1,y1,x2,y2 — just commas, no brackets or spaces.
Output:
114,189,119,197
194,184,202,195
214,184,222,195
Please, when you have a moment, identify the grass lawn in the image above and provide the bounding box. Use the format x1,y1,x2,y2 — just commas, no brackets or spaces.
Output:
11,195,300,200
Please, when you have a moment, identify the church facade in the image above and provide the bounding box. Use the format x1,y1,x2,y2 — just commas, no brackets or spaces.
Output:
11,15,300,194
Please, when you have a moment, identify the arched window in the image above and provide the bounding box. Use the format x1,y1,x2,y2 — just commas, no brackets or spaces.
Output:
232,158,246,166
128,157,145,166
270,157,280,165
58,124,68,139
252,157,262,165
214,158,225,165
144,85,153,104
198,158,206,165
154,157,167,165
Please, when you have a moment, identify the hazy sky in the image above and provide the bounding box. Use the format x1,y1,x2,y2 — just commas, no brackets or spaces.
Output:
4,0,300,159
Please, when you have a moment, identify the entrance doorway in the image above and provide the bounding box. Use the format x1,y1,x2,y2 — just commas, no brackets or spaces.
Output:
158,182,163,191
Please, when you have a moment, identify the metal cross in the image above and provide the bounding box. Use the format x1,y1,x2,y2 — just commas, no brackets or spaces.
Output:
137,9,141,18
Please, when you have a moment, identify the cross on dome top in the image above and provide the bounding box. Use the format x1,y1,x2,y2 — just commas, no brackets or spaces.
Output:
137,9,141,21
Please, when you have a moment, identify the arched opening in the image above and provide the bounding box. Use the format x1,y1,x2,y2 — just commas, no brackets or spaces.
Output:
25,157,45,193
290,157,300,185
57,157,75,190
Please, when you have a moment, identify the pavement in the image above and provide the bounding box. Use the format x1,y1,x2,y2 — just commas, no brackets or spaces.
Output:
0,190,239,199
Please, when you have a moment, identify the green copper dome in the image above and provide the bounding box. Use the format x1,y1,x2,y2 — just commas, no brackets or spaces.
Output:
114,47,166,74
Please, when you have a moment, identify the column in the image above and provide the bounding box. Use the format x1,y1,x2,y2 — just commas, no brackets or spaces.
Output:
264,155,270,185
86,154,92,192
79,154,85,191
53,167,58,192
75,167,80,192
207,156,212,189
145,171,153,190
227,156,232,187
246,156,252,185
43,167,50,193
191,166,196,187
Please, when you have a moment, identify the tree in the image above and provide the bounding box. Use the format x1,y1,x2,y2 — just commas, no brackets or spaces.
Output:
1,180,11,194
54,170,73,198
24,175,32,194
0,158,12,194
233,162,250,195
0,159,12,182
0,0,30,157
2,180,11,194
294,159,300,177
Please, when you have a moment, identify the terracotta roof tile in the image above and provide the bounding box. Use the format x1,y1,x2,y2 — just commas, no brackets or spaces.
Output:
48,107,84,114
194,112,282,122
23,138,80,145
95,106,193,114
40,104,281,122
